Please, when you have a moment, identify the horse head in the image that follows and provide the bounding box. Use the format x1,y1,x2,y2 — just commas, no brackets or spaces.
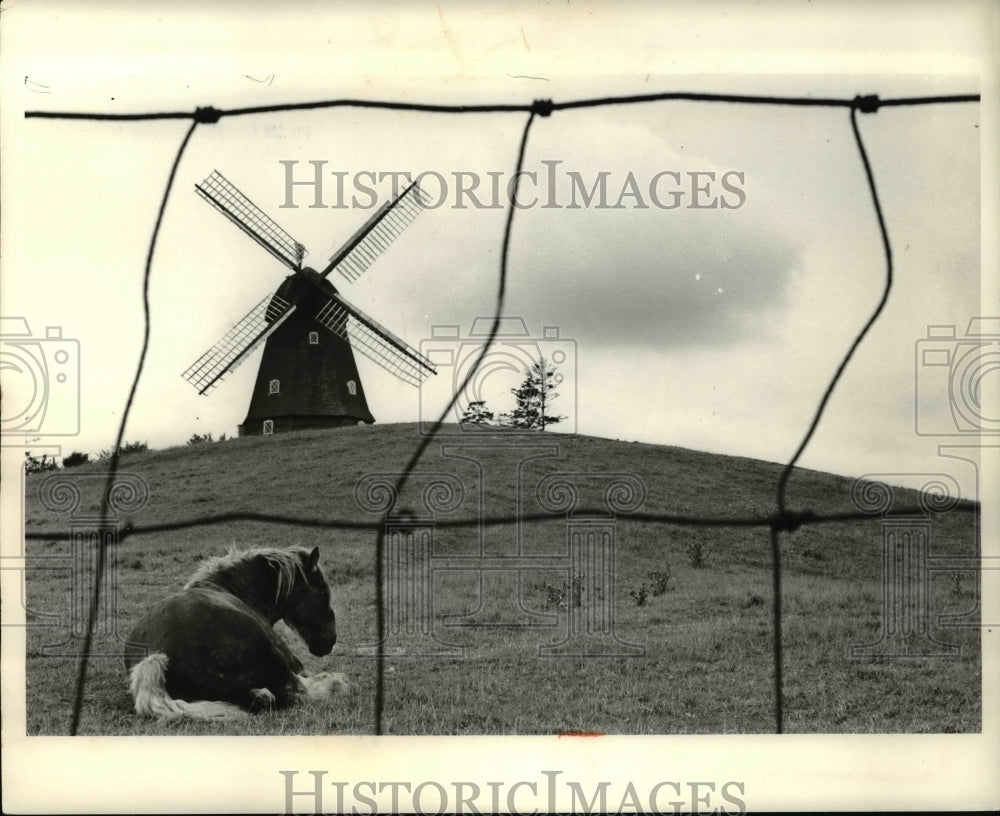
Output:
282,546,337,656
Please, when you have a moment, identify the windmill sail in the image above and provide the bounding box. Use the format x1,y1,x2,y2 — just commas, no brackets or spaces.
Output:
182,294,295,394
315,296,436,387
322,180,426,283
196,171,305,271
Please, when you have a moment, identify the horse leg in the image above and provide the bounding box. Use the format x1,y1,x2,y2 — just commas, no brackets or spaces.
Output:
213,635,303,712
248,687,276,712
295,671,351,701
238,665,303,710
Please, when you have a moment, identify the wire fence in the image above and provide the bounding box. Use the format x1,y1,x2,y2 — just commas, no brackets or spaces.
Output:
22,89,981,737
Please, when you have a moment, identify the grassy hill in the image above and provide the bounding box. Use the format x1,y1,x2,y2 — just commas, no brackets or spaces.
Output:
22,424,980,735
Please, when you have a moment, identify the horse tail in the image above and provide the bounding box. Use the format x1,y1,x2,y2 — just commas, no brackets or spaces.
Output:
128,653,248,721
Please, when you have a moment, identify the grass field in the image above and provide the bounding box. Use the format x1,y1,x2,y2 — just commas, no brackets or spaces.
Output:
21,424,981,735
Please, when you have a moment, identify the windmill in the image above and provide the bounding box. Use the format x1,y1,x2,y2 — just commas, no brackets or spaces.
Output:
182,170,436,436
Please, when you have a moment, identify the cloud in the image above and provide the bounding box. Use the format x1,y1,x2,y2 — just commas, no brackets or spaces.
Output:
365,109,807,352
501,186,800,350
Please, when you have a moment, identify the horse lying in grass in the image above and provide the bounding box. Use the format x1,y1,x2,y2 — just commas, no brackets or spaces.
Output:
124,545,348,721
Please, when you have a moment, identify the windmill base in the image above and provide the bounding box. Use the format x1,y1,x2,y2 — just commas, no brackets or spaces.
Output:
238,415,375,437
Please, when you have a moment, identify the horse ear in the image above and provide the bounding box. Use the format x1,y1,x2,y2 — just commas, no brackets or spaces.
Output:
307,547,320,570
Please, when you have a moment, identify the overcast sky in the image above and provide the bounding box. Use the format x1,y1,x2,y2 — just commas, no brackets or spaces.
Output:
1,2,993,502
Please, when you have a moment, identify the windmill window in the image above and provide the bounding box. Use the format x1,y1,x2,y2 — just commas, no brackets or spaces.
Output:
269,378,280,395
347,380,357,396
309,331,319,345
262,420,274,435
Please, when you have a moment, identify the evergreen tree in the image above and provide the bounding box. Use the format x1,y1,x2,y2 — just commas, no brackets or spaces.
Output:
509,358,565,430
459,400,494,425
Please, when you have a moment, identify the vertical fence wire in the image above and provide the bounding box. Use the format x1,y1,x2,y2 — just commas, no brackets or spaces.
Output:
67,120,201,735
766,102,895,733
374,108,541,733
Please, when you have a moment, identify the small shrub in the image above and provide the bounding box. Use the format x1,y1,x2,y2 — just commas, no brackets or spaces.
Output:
950,573,964,598
98,440,148,460
24,452,58,474
742,592,765,609
648,568,672,596
685,539,708,568
629,585,649,606
62,451,90,468
540,574,586,610
187,432,214,445
542,583,565,610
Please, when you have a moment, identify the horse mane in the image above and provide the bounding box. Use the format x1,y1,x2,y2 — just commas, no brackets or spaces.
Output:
184,545,311,608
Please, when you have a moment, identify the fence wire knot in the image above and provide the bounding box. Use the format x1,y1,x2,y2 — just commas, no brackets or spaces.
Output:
532,98,554,117
852,94,881,114
194,106,222,123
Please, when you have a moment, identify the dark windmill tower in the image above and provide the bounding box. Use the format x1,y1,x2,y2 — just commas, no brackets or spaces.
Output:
182,171,436,436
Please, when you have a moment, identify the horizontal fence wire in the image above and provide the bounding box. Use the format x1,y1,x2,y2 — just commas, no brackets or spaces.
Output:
24,92,981,122
22,89,980,736
22,504,977,542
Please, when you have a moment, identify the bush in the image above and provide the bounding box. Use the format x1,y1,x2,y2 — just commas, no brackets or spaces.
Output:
24,452,59,474
540,574,586,610
648,568,672,596
97,440,148,461
685,540,708,568
950,573,964,598
62,451,90,468
187,432,214,445
542,582,565,610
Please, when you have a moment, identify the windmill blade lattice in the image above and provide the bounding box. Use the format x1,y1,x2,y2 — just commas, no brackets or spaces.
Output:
182,294,295,394
196,171,305,271
315,296,436,387
323,180,426,283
